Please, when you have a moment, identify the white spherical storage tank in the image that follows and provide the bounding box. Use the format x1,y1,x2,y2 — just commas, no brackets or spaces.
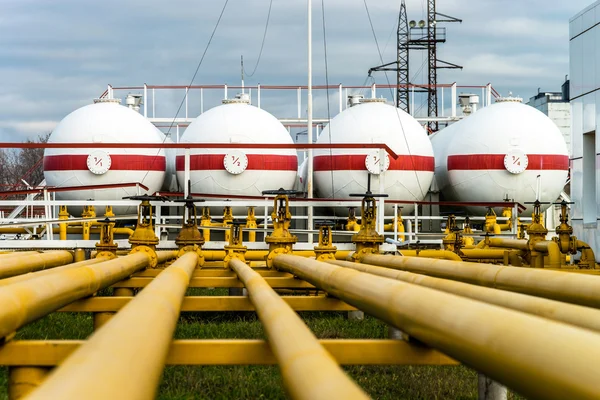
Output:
430,98,569,215
314,99,434,212
175,98,297,197
43,99,167,214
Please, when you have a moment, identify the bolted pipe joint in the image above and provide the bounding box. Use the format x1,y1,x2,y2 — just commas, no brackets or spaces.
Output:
129,245,158,268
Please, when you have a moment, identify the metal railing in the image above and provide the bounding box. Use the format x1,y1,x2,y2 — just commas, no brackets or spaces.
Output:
100,82,498,132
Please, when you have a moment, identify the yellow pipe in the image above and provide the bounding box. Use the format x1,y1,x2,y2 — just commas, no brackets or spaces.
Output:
0,252,150,340
0,226,134,237
328,259,600,333
400,249,462,261
460,249,523,266
0,258,109,288
0,251,41,258
273,255,600,400
533,241,562,268
73,248,86,263
26,252,199,400
156,251,178,265
480,238,529,250
0,251,73,279
361,254,600,308
576,240,598,269
200,250,351,261
229,258,368,400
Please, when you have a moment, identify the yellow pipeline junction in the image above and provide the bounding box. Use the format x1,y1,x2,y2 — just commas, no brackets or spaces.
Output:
0,194,596,399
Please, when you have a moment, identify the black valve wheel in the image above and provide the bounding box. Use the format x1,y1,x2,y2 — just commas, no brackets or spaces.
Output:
349,191,389,198
171,197,206,204
261,188,304,197
96,217,116,224
122,194,170,202
315,220,335,228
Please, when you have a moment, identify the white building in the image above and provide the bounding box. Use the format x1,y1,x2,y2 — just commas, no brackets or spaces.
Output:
527,86,571,156
569,2,600,262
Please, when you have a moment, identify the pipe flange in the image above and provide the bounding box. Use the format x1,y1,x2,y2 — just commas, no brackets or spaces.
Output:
95,251,117,260
177,244,205,268
130,245,158,268
265,247,292,268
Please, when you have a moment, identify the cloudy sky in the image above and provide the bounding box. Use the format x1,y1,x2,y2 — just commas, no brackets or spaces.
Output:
0,0,594,141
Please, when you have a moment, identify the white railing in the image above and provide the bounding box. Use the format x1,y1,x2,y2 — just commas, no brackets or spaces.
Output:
0,197,522,249
102,82,498,134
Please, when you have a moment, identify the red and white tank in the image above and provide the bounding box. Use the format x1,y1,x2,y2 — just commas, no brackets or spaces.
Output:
43,99,167,214
430,97,569,214
175,96,297,197
314,99,434,212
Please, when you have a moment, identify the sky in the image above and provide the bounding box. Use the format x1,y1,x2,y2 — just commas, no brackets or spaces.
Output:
0,0,595,141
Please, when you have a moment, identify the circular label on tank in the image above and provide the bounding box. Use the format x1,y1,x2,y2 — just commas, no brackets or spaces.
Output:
504,149,528,174
86,150,112,175
224,151,248,175
365,151,390,175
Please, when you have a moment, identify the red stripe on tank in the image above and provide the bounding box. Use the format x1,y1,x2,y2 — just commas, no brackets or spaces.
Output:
313,154,434,172
447,154,569,170
43,155,166,171
175,154,298,171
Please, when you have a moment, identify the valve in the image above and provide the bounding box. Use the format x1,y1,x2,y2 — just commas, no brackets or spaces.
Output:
524,200,551,268
172,196,205,267
346,207,360,231
222,202,234,242
524,200,550,225
348,175,387,261
463,216,473,234
314,220,337,262
481,232,495,248
95,217,118,259
123,195,169,268
442,214,464,254
223,219,248,269
523,200,550,239
552,200,575,254
200,206,212,242
262,189,301,268
484,207,500,234
246,206,257,242
81,204,96,241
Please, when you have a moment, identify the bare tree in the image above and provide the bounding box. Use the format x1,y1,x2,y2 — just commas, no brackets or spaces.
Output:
0,133,51,191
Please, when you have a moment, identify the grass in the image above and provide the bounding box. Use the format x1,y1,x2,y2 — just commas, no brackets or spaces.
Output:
0,289,525,399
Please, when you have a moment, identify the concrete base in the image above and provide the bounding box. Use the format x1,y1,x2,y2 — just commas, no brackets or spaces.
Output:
478,373,507,400
347,310,364,320
387,325,406,340
228,288,248,296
